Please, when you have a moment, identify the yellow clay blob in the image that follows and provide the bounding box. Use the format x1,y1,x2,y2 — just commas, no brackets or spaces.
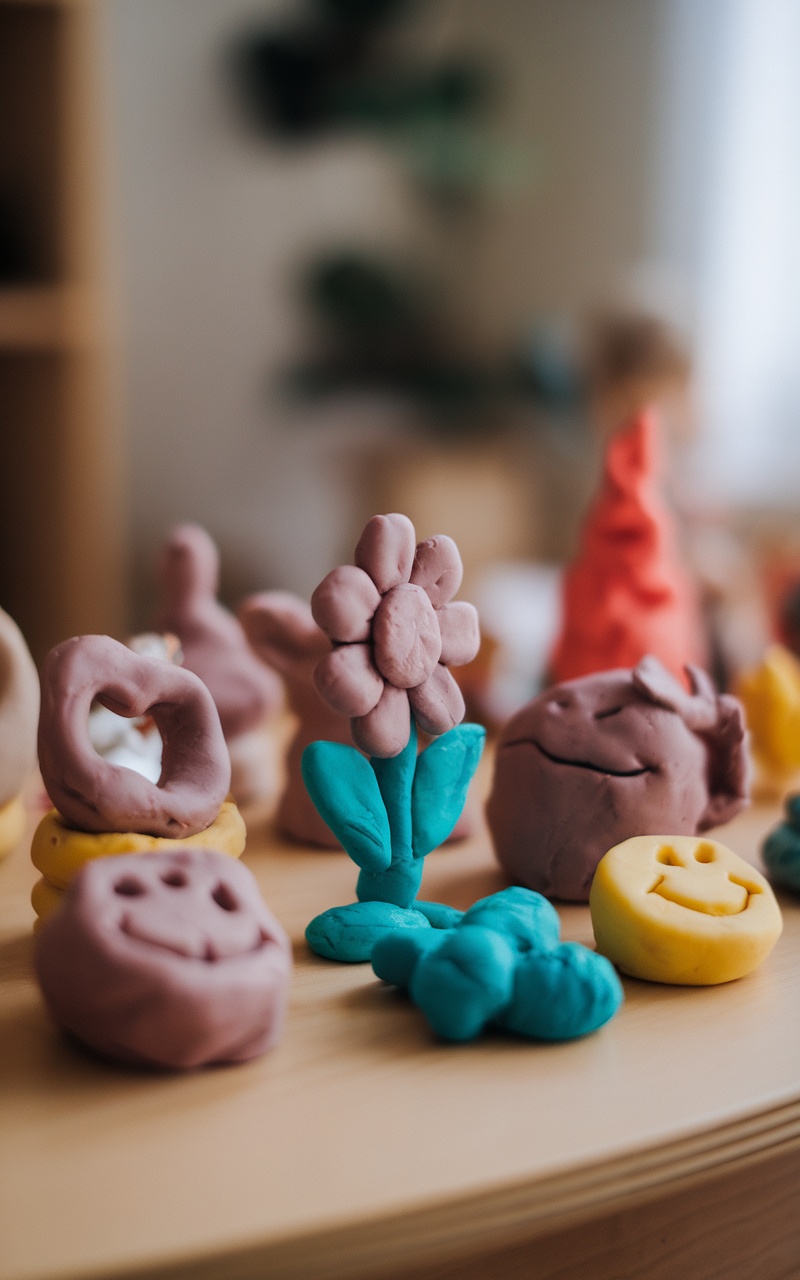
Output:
0,795,26,861
735,644,800,788
590,834,782,985
30,877,63,929
31,799,246,892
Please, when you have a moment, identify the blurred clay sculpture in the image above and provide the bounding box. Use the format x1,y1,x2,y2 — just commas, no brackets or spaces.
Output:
32,635,245,924
487,656,748,902
239,591,351,846
154,524,282,802
550,410,706,685
735,645,800,798
35,848,292,1069
762,794,800,893
0,606,40,858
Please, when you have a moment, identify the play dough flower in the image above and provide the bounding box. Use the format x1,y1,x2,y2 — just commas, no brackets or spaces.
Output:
311,513,480,757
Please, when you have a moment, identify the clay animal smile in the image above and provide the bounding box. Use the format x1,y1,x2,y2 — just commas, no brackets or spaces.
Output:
505,738,653,778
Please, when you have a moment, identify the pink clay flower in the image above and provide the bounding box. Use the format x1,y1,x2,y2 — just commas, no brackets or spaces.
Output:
311,514,480,758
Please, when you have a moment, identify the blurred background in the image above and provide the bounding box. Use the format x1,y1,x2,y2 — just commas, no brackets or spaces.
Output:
2,0,800,720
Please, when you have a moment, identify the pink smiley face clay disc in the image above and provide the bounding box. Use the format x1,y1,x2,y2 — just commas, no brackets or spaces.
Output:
35,849,292,1069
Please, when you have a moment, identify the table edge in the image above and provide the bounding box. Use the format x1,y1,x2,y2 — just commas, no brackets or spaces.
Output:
40,1095,800,1280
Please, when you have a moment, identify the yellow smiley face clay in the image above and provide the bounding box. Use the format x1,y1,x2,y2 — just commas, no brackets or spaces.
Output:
590,834,782,985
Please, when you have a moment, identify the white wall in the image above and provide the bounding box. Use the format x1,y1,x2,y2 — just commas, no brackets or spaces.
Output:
107,0,666,616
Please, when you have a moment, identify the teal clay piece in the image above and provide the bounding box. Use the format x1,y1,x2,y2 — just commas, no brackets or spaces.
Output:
303,720,485,961
762,794,800,892
306,901,432,963
372,886,623,1042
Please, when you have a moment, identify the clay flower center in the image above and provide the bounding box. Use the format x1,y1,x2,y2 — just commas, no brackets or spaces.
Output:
372,584,441,689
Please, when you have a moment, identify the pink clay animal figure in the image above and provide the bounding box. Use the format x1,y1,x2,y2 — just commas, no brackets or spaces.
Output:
239,591,352,847
154,525,283,803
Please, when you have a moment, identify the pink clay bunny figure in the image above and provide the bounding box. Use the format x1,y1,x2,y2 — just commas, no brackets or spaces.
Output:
239,591,352,847
155,524,283,804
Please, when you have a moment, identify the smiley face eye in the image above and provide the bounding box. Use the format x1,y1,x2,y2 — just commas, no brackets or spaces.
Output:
114,876,146,897
160,869,188,887
694,843,716,863
656,846,682,866
212,882,238,912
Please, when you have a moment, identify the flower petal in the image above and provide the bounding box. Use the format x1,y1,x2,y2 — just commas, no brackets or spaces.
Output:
352,683,411,758
373,584,441,689
410,535,463,607
409,666,465,737
311,566,380,643
355,513,416,594
314,645,384,717
437,602,480,667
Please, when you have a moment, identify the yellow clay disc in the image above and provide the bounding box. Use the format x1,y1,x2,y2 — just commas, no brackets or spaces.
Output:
31,799,246,891
589,834,782,985
31,877,64,928
0,794,26,861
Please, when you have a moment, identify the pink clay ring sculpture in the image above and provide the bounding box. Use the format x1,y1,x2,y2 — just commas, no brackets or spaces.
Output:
39,634,230,838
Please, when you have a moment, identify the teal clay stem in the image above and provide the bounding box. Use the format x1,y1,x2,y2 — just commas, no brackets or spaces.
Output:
360,722,419,907
302,718,485,961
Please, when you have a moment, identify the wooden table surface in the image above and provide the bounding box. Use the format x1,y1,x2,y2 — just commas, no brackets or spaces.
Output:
2,774,800,1280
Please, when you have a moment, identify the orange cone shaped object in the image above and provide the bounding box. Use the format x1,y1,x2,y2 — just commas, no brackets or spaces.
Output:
550,410,706,685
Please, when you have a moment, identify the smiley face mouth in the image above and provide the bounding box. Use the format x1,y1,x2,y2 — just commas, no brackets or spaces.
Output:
502,737,653,778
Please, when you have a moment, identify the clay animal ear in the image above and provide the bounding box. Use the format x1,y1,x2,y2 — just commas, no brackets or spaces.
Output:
696,694,749,831
239,592,329,677
632,656,718,732
632,655,686,707
157,524,220,606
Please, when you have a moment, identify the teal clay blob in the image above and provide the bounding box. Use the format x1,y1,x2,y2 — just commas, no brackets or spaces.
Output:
762,793,800,892
371,885,623,1043
306,901,432,963
410,926,517,1042
463,885,560,953
414,900,464,929
497,943,622,1041
303,720,485,962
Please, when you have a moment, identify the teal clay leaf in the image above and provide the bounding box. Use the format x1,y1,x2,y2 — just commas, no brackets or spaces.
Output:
411,723,485,859
302,741,391,871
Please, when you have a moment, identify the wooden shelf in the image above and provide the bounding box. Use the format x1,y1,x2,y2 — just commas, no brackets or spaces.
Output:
0,0,125,661
1,790,800,1280
0,284,95,349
